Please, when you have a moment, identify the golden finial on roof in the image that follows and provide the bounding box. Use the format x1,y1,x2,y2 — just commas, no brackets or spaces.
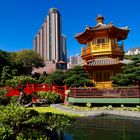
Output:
96,15,105,24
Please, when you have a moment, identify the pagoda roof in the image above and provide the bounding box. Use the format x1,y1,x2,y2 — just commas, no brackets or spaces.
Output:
86,58,118,66
75,21,130,44
85,58,132,66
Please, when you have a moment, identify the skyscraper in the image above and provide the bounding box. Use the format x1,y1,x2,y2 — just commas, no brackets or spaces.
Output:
67,54,83,69
33,8,66,70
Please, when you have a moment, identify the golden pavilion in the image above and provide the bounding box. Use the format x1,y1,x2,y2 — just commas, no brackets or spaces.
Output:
75,15,130,88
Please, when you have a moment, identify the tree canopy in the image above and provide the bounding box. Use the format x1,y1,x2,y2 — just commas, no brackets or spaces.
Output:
112,56,140,86
43,66,94,87
0,50,11,74
44,70,65,86
124,54,140,61
64,66,93,87
13,50,44,75
0,49,44,85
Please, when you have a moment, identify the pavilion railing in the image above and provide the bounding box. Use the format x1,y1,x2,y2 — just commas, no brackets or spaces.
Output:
82,43,124,56
69,86,140,98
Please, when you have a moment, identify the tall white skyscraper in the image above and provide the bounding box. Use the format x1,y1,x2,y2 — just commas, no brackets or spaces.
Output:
33,8,66,65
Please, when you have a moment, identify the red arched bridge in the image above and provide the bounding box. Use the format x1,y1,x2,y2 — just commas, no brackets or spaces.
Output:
4,84,67,99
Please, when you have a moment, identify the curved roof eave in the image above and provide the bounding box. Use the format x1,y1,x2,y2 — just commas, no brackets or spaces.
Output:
75,26,92,38
75,27,93,44
111,25,130,33
75,24,130,44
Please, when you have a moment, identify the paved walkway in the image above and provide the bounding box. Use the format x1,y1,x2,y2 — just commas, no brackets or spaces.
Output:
50,104,140,118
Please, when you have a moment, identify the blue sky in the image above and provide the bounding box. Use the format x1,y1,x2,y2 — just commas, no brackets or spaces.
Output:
0,0,140,57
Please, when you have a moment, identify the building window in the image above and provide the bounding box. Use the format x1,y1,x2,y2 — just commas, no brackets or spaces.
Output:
96,38,105,44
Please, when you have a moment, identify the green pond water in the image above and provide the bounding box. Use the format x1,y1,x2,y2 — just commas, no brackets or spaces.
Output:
63,115,140,140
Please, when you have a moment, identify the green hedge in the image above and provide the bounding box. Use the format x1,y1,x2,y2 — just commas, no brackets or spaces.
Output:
34,91,62,104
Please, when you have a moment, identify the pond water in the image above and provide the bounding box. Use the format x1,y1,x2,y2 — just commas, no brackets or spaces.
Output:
63,115,140,140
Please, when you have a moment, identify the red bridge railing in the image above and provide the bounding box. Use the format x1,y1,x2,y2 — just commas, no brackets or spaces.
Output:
2,85,140,101
4,84,67,99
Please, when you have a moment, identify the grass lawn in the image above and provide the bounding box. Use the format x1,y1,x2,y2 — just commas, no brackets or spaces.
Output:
28,106,80,117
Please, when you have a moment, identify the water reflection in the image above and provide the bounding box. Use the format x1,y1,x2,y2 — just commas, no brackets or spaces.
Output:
63,115,140,140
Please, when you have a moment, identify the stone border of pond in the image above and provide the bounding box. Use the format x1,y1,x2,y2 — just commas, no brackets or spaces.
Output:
50,104,140,118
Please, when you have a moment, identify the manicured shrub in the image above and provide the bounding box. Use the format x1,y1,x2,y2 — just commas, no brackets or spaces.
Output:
108,105,113,110
121,104,124,108
86,102,91,108
0,83,5,87
34,91,62,104
0,103,72,139
0,103,40,139
45,112,72,129
136,105,140,111
5,76,37,87
0,88,10,105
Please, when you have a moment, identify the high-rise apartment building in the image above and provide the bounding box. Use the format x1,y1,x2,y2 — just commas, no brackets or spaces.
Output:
61,35,67,62
125,47,140,55
67,54,83,69
33,8,67,73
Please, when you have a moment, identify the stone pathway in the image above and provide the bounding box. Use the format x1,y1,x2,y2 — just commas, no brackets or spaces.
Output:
50,104,140,118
